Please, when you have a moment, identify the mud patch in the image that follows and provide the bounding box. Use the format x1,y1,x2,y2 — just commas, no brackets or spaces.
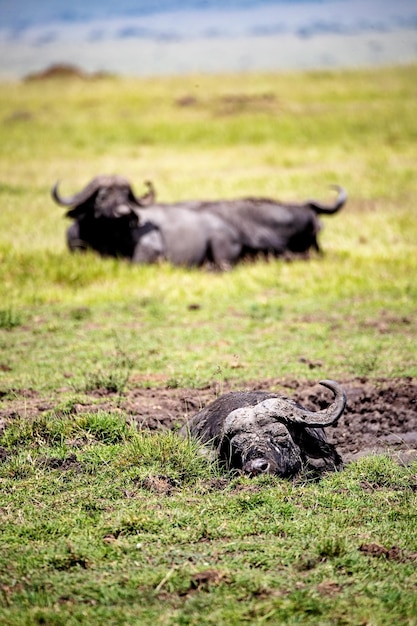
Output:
175,92,277,116
288,377,417,461
359,543,417,563
316,580,342,596
188,569,227,591
139,475,179,495
37,453,82,472
1,377,416,462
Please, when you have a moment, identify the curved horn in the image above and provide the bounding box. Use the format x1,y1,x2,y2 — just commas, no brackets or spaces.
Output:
51,177,105,207
52,174,138,208
130,180,156,207
259,380,346,428
308,185,347,215
51,177,101,206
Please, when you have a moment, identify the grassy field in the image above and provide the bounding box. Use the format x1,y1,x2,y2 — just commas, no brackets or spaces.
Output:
0,64,416,624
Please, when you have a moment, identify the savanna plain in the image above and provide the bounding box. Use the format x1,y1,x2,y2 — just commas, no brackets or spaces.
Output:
0,64,416,625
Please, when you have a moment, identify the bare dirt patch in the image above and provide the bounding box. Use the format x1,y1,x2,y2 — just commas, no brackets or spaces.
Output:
175,92,278,116
359,543,417,563
1,377,416,463
288,377,417,463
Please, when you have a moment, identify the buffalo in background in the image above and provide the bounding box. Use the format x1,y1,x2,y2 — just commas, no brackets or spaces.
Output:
52,175,347,267
180,379,346,478
186,184,347,257
52,175,156,259
52,175,242,267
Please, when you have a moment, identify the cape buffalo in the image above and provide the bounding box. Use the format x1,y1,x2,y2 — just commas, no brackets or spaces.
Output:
52,175,156,259
184,184,347,257
52,176,242,267
133,183,347,259
133,204,241,268
180,380,346,478
52,175,347,266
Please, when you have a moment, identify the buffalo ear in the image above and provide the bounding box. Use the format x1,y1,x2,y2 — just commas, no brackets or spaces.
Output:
65,204,89,219
290,425,343,472
64,190,99,219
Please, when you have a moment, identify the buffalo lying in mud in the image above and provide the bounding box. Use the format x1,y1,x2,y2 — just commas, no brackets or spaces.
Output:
52,175,241,267
180,380,346,478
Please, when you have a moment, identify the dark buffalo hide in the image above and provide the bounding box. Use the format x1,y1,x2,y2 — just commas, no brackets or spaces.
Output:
180,380,346,478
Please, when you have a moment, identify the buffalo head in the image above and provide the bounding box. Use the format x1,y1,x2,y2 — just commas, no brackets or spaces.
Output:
180,380,346,478
52,175,156,258
52,174,155,218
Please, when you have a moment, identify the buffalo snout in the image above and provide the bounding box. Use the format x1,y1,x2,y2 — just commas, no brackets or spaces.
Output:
242,458,271,476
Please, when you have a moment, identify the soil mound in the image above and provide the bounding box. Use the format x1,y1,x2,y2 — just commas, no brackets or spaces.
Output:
24,64,112,81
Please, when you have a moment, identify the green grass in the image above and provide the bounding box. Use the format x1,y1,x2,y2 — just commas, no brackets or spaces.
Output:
0,412,416,625
0,253,415,391
0,64,417,624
